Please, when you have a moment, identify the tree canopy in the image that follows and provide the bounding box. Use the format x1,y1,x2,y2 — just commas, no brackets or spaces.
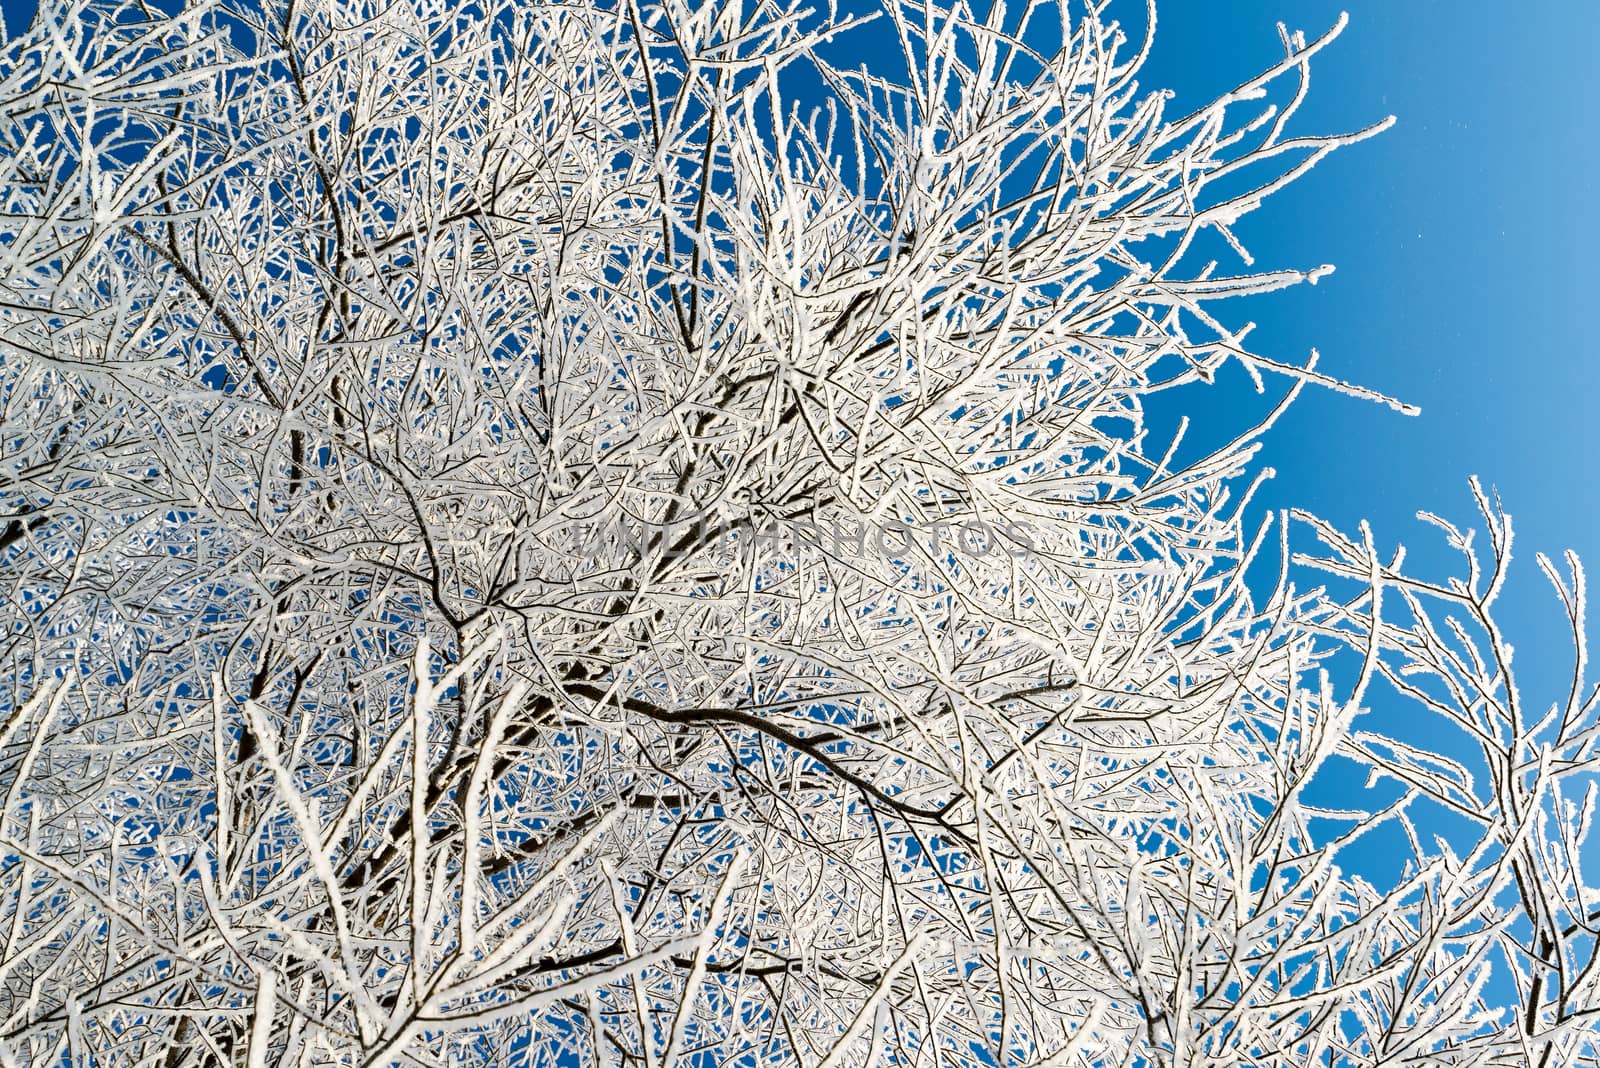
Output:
0,0,1594,1064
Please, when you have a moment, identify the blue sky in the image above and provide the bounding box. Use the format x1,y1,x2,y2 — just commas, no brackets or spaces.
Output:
1139,2,1599,653
1116,1,1600,900
1135,4,1600,836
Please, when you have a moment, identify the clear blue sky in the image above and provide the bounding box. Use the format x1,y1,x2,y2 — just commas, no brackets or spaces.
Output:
1112,2,1600,897
1142,2,1599,575
1137,3,1600,789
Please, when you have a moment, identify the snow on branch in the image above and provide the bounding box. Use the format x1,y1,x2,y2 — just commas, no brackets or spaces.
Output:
0,0,1589,1065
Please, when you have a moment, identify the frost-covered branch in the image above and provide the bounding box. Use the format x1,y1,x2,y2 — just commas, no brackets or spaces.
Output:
0,0,1588,1065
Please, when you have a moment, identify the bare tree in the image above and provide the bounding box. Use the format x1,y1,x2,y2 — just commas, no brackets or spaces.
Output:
0,0,1592,1065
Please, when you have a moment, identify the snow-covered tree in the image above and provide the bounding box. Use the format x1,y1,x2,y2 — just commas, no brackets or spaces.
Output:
0,0,1593,1064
